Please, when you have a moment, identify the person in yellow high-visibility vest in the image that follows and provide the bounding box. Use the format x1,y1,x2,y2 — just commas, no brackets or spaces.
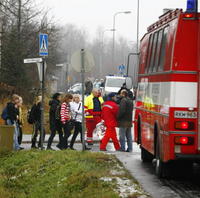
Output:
84,88,104,145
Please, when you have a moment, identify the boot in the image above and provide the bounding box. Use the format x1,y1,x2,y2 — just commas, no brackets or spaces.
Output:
56,143,64,150
31,140,37,149
46,146,54,150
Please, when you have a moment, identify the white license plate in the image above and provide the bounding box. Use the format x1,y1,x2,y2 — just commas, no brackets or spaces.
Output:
174,111,197,119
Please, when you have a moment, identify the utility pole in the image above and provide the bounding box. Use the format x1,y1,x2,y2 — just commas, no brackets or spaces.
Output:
66,62,69,90
135,0,140,85
71,49,94,151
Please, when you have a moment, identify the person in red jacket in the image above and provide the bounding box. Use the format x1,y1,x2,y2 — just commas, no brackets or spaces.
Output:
100,92,120,151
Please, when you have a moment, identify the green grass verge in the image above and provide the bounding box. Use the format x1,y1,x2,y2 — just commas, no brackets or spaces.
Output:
0,150,122,198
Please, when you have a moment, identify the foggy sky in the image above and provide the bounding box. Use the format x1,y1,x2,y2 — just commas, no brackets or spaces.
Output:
39,0,188,41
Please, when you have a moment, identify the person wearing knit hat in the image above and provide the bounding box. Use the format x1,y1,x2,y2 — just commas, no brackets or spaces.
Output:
107,92,116,100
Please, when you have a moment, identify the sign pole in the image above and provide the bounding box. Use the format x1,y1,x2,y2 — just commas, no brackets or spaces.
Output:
81,49,86,151
39,33,48,150
40,58,45,150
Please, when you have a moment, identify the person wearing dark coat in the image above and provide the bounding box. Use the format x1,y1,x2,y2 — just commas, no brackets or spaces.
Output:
6,96,19,125
117,83,134,100
6,94,20,150
47,93,64,150
31,96,46,149
117,90,134,152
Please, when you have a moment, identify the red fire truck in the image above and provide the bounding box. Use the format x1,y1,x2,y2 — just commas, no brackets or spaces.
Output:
134,0,200,177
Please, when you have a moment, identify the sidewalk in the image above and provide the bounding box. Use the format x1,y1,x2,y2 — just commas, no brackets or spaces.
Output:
22,133,100,143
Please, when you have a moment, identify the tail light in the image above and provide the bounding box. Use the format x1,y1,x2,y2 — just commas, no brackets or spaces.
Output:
174,121,195,130
174,136,194,145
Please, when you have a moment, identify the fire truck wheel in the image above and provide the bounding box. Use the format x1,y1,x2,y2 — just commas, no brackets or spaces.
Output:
155,137,168,178
141,147,154,163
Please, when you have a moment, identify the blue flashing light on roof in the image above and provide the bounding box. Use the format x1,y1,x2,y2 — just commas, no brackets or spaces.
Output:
186,0,198,13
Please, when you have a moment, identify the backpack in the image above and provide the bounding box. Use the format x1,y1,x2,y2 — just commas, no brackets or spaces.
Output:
1,106,8,120
27,105,36,124
55,104,61,120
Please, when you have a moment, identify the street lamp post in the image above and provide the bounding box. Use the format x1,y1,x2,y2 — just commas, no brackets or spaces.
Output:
135,0,140,85
128,0,140,85
112,11,131,68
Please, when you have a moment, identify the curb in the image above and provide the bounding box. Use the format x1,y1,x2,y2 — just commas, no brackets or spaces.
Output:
21,140,101,144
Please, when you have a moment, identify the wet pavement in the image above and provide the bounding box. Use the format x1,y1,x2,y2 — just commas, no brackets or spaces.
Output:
114,146,180,198
114,145,200,198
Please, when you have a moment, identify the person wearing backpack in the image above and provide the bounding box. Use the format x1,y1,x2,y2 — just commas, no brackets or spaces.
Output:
47,93,64,150
31,96,46,149
60,93,73,149
4,94,21,150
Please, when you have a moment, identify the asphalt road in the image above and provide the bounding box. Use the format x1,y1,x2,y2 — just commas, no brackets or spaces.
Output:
114,144,200,198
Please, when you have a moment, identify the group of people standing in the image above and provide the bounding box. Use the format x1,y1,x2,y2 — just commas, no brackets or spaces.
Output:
84,88,134,152
2,94,24,150
2,84,133,152
30,93,86,150
2,93,85,151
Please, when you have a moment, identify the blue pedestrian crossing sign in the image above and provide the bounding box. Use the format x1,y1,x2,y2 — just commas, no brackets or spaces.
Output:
119,64,125,71
118,64,126,75
39,33,48,56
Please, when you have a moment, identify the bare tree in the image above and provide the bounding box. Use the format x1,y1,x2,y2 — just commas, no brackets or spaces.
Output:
89,28,135,79
0,0,136,96
0,0,60,101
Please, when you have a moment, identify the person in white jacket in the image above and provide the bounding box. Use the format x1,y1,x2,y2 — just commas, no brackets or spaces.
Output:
69,94,90,150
